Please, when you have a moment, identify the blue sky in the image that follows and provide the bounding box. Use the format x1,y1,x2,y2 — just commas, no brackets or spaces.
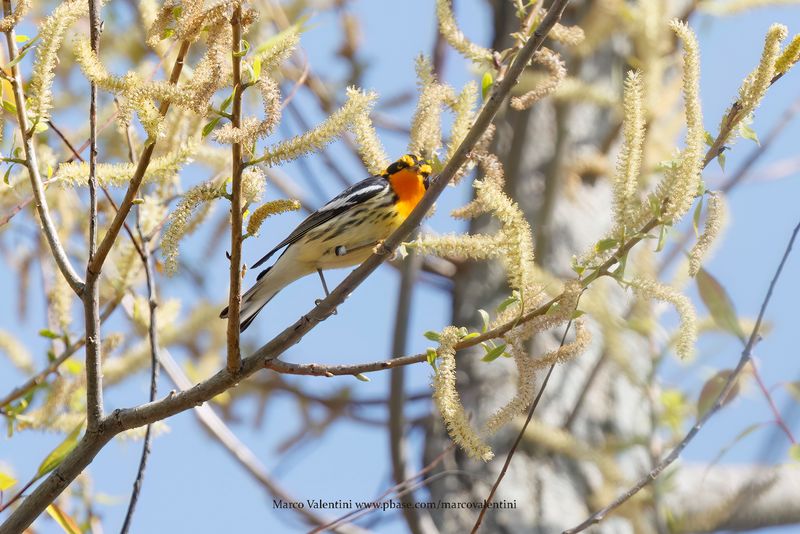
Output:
2,1,800,533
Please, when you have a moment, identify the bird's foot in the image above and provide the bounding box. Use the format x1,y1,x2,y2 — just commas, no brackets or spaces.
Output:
314,298,337,315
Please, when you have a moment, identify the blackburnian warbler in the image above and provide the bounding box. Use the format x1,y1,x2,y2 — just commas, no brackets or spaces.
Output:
220,154,432,331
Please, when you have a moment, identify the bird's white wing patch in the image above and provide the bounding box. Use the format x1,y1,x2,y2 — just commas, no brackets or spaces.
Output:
318,184,385,212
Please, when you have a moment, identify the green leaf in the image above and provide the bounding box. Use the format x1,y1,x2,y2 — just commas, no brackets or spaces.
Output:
354,373,370,382
2,100,17,114
46,504,81,534
482,343,507,362
36,423,83,479
613,252,628,281
423,331,441,342
696,268,747,342
6,48,29,69
461,332,480,341
161,28,175,40
571,256,585,276
739,123,760,145
254,19,308,56
594,238,618,254
0,472,17,491
655,224,668,252
220,92,235,113
64,359,82,375
659,389,689,433
481,71,493,101
252,56,262,80
703,131,715,147
545,301,560,315
497,294,519,313
697,369,740,419
571,310,585,319
38,329,60,340
426,348,438,370
790,443,800,462
15,35,29,43
3,165,13,185
233,39,250,58
692,196,703,238
202,117,221,138
478,309,490,333
717,151,726,172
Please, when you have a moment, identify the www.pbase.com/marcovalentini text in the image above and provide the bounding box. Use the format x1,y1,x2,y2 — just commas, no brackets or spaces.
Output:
273,499,518,511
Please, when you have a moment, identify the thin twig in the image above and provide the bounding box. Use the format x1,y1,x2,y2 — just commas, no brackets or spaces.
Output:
88,39,191,276
119,126,161,534
0,5,572,529
564,219,800,533
156,349,367,534
47,117,147,262
226,7,244,373
659,94,800,274
313,445,456,533
83,0,104,431
279,54,309,111
1,0,84,295
387,251,431,534
751,360,796,444
471,311,581,533
0,299,120,408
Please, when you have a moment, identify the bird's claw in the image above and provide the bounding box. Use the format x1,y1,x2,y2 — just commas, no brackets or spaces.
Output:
314,298,337,315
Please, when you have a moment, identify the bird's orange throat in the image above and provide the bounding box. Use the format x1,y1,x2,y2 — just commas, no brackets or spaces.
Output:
388,168,426,219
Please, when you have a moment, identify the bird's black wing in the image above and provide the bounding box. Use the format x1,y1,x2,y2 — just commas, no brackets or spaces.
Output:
250,175,389,269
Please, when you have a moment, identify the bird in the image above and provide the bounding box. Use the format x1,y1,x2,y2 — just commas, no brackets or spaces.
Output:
220,154,432,331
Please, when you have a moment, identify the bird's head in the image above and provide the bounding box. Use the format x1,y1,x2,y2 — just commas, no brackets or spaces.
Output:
382,154,433,189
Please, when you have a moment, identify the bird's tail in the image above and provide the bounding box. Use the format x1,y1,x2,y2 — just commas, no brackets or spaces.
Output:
219,266,283,332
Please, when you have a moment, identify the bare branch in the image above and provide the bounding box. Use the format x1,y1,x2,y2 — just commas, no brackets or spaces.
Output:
120,156,162,534
472,308,582,533
388,251,435,534
83,0,103,431
226,6,244,373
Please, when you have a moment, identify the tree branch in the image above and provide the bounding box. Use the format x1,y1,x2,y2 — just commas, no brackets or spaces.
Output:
157,349,369,534
87,39,191,276
119,170,162,534
1,0,84,295
0,299,120,408
472,305,582,533
225,6,244,373
564,218,800,533
83,0,104,431
388,251,435,534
